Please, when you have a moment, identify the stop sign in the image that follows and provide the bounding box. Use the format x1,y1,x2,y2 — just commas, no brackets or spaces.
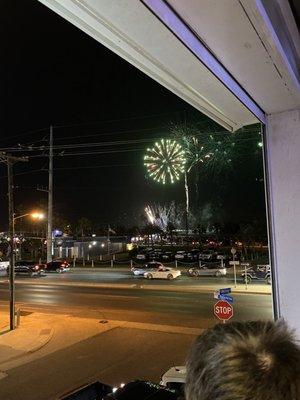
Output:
214,300,233,321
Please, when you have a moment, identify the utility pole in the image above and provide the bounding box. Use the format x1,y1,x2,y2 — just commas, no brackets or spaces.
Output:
7,158,15,331
47,126,53,263
107,225,110,255
184,172,189,240
0,153,27,330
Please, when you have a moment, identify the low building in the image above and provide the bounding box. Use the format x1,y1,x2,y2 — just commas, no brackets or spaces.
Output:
54,235,128,259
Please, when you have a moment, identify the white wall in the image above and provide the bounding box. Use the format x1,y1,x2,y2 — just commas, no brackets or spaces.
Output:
265,109,300,336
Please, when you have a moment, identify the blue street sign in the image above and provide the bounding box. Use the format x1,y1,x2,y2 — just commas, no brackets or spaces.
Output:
219,288,231,295
218,294,233,303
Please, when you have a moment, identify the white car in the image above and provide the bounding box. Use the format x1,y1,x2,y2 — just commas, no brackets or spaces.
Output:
175,251,186,260
188,264,226,277
199,250,216,260
0,261,9,271
131,261,163,276
160,366,186,395
144,267,181,280
136,253,147,260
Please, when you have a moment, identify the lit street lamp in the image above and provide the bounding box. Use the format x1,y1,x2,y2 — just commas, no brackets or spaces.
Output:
10,211,44,330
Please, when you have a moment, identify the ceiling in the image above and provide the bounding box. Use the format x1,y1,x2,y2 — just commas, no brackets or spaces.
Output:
38,0,300,131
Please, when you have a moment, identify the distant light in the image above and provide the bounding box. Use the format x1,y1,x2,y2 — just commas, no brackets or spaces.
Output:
92,241,97,245
88,244,92,248
101,243,105,248
112,387,118,393
92,234,96,237
258,142,263,148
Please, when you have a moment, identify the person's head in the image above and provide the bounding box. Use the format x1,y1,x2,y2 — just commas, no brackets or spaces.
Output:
185,320,300,400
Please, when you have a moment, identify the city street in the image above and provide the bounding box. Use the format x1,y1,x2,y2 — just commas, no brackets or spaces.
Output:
0,265,271,288
0,268,272,327
0,268,272,399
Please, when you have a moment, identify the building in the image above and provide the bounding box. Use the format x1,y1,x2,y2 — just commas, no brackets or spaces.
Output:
54,235,127,259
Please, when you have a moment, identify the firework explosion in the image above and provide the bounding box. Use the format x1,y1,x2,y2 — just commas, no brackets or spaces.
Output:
144,139,186,184
170,123,262,177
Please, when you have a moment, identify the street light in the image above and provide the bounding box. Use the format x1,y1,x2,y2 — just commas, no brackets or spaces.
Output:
10,211,45,330
13,212,44,222
13,212,45,260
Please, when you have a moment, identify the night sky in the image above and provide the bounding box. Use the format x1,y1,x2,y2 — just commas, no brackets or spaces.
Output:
0,0,266,231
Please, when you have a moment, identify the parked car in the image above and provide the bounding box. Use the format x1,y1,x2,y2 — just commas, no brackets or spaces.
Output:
187,263,226,277
131,261,163,276
174,251,186,260
45,260,70,273
0,260,9,272
148,250,163,260
103,380,178,399
136,252,147,260
161,251,174,261
186,249,200,261
160,366,186,397
14,260,45,277
216,252,229,260
242,265,271,284
144,267,181,280
199,250,217,261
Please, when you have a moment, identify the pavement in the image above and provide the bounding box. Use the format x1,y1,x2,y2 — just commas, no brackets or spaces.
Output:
0,309,202,371
0,309,202,399
0,311,54,371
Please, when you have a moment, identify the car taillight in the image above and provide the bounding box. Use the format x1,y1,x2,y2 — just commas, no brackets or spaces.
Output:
34,265,39,270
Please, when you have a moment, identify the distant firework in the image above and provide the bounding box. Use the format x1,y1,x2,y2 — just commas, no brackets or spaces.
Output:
144,139,186,184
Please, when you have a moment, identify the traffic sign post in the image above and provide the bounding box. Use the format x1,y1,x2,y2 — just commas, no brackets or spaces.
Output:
231,248,237,287
219,287,231,294
214,300,233,323
213,291,233,303
230,260,239,287
219,294,233,303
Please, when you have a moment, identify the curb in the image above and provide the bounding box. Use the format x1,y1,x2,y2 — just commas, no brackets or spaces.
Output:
28,327,54,354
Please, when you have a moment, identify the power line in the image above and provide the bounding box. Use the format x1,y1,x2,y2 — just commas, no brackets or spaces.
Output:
54,163,138,170
0,127,49,143
53,126,167,142
0,129,261,154
0,168,46,180
51,110,185,129
3,147,144,159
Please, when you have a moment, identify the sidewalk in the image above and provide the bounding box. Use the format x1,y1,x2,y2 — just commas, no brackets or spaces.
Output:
0,310,203,375
0,312,54,368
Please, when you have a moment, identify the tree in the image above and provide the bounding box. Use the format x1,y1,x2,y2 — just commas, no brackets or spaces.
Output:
76,217,92,236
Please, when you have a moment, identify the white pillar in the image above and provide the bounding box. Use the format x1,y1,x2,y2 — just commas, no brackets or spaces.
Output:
265,109,300,336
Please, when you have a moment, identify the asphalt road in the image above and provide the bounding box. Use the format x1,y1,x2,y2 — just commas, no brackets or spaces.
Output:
0,270,273,400
0,266,269,288
0,271,272,328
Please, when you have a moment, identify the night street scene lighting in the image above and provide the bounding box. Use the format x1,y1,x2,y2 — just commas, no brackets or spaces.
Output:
0,1,299,399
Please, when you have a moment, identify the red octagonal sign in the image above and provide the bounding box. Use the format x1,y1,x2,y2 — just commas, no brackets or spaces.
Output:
214,300,233,321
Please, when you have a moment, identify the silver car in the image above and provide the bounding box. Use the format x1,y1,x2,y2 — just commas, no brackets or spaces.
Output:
131,261,163,276
188,264,226,277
